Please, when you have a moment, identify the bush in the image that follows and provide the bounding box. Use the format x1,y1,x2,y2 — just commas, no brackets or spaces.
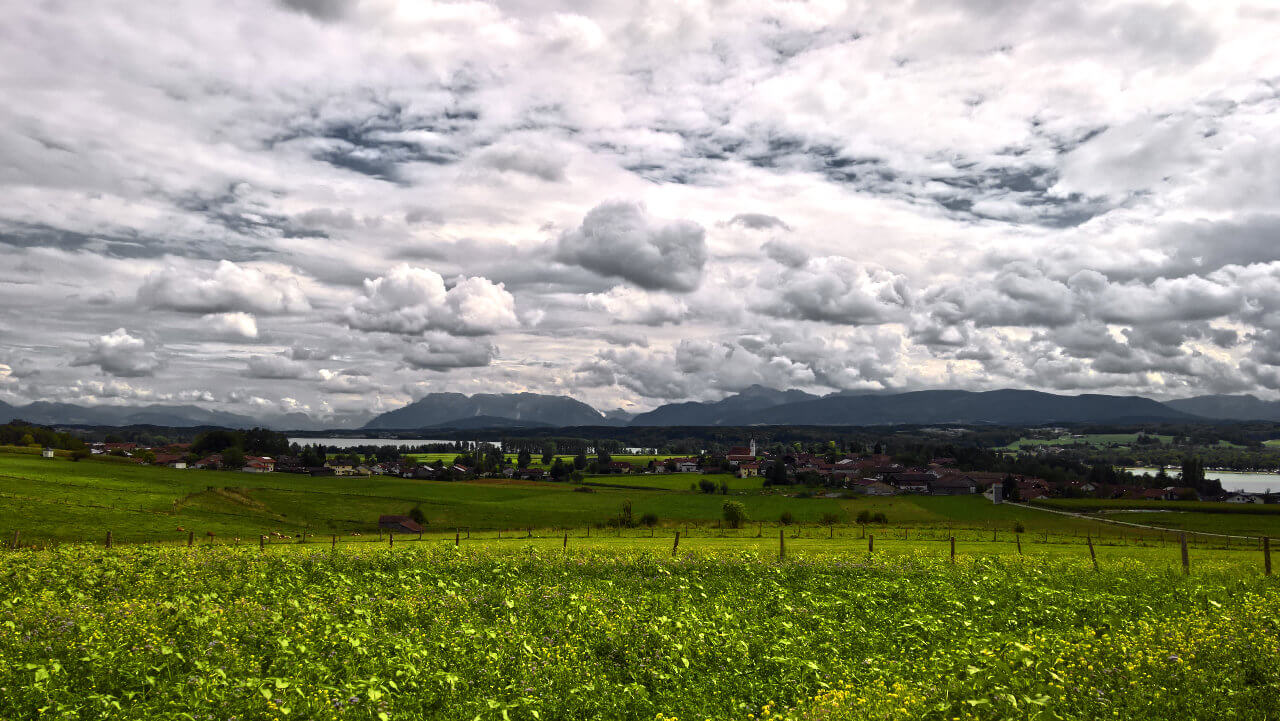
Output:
872,512,888,524
855,510,872,525
639,512,659,527
819,512,840,526
408,506,426,525
780,511,794,525
574,485,595,493
1014,521,1026,534
698,479,718,494
722,501,748,529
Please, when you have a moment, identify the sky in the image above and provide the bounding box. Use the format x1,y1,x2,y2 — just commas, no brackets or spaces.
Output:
2,0,1280,424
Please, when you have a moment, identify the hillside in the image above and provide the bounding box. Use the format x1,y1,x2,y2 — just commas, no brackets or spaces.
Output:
1164,394,1280,421
630,385,820,425
364,392,604,430
0,401,259,428
750,389,1196,426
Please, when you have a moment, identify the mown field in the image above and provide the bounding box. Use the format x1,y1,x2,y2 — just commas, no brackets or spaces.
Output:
995,433,1174,451
397,453,685,471
2,452,1124,545
0,542,1277,720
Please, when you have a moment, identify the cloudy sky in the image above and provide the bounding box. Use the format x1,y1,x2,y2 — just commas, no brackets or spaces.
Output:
2,0,1279,422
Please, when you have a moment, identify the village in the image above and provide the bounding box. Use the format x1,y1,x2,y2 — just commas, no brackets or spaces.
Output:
69,437,1269,504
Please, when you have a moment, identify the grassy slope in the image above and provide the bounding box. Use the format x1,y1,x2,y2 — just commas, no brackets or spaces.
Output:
0,451,1267,544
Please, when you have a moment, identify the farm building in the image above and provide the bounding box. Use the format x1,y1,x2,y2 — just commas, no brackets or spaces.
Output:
41,448,54,459
378,515,424,534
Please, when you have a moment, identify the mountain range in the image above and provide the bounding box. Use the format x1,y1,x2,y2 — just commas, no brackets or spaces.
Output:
5,388,1280,431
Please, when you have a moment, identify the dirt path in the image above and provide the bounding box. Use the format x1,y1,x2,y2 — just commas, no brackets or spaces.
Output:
1011,501,1260,541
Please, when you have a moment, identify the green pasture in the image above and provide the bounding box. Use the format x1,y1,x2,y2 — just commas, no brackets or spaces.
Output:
0,450,1270,546
997,433,1173,451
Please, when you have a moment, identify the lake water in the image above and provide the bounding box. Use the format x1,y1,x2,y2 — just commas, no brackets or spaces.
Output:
1124,467,1280,494
288,437,500,449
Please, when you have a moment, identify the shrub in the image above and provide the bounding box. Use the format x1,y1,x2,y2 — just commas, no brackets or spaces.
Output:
574,485,595,493
780,511,794,525
1014,521,1026,534
718,480,729,495
871,512,888,524
698,479,718,494
722,501,748,529
855,510,872,525
819,512,840,526
639,512,659,527
408,506,426,525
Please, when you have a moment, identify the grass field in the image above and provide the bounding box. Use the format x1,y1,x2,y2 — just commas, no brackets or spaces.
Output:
396,453,687,471
996,433,1174,451
8,450,1280,547
0,542,1276,720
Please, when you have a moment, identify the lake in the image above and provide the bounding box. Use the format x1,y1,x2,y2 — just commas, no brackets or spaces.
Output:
1124,467,1280,494
288,437,500,449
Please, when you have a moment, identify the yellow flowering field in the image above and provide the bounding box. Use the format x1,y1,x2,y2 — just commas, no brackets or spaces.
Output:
1,544,1277,720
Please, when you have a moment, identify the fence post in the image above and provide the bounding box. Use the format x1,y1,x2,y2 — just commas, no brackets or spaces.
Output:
105,531,112,549
389,531,394,548
1087,535,1098,572
829,525,834,539
779,528,785,561
563,531,568,550
868,534,874,554
672,531,680,557
455,531,460,546
332,534,337,550
950,536,955,563
1180,534,1190,575
187,531,194,548
1016,534,1022,555
1264,536,1272,576
259,535,265,551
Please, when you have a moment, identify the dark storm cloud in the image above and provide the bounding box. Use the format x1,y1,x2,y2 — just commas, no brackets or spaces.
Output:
555,202,707,292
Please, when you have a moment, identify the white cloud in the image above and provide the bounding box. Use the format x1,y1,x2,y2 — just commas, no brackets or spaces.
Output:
344,264,519,336
585,286,689,326
245,355,316,380
202,312,259,339
138,261,311,315
70,328,162,377
556,201,707,292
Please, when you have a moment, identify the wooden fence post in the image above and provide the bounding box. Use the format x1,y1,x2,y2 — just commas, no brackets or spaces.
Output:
105,531,112,548
389,531,394,548
1264,536,1272,576
949,536,955,563
1087,535,1098,572
455,531,460,546
829,525,834,539
1180,534,1190,575
672,531,680,557
187,531,194,548
563,531,568,550
1016,534,1022,555
332,534,337,550
868,534,874,554
779,528,785,561
259,535,265,551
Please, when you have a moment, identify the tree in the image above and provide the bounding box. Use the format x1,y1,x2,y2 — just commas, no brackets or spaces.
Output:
856,510,872,525
573,451,588,470
517,449,532,469
780,511,794,525
549,458,570,481
718,480,729,495
596,442,612,466
19,433,35,447
1002,474,1020,502
541,442,556,465
618,499,634,528
220,447,245,470
408,506,426,526
819,512,840,526
722,500,748,529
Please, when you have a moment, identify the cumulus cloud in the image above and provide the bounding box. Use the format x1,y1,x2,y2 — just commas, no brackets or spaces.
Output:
71,329,163,377
344,264,518,336
401,334,498,371
245,355,316,380
584,286,689,326
138,261,311,315
757,257,910,325
730,213,791,231
472,143,568,181
556,202,707,292
202,312,259,339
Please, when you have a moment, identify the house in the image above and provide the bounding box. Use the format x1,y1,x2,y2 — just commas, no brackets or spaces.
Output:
725,439,758,465
242,456,275,473
1226,493,1263,504
886,472,934,494
152,453,187,469
378,515,424,534
324,460,357,477
738,462,760,478
41,448,54,459
856,480,898,496
192,454,223,470
673,459,700,473
605,461,634,474
931,474,977,495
